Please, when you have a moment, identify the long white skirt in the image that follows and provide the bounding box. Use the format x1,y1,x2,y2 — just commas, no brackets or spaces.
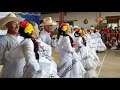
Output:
96,38,107,52
77,46,97,70
77,46,98,78
57,52,86,78
23,57,59,78
84,70,98,78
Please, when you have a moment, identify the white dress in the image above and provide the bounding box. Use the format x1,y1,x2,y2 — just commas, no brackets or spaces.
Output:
22,38,59,78
75,37,97,70
84,34,101,67
40,30,52,46
95,32,107,52
55,35,63,53
69,31,76,42
0,34,25,78
75,36,98,78
90,32,98,52
57,36,86,78
36,38,59,78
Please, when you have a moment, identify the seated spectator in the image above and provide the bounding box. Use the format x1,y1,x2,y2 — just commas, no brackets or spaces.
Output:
115,38,120,50
105,38,111,49
111,37,117,50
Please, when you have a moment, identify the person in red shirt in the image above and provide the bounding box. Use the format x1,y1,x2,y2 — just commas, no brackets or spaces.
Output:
103,26,108,34
103,26,109,41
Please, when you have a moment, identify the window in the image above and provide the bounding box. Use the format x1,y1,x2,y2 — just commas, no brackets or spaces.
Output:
107,23,117,29
107,19,119,23
106,16,119,28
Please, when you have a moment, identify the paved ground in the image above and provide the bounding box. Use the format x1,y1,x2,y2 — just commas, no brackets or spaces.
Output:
0,48,120,78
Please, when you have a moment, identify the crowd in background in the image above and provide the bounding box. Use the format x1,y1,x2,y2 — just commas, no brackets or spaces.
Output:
100,26,120,50
46,25,120,50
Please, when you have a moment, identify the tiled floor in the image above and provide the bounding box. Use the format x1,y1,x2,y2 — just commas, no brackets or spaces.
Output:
0,48,120,78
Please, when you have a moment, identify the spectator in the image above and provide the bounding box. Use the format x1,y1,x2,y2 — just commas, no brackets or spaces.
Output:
103,26,109,42
117,38,120,49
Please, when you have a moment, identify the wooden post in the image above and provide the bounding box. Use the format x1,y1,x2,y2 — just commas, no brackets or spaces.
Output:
59,12,64,26
98,12,101,28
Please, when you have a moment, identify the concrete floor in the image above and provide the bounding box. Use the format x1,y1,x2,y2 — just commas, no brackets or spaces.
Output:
98,50,120,78
52,48,120,78
0,48,120,78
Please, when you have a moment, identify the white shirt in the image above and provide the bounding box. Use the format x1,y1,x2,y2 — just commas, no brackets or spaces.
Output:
0,33,25,78
40,30,51,46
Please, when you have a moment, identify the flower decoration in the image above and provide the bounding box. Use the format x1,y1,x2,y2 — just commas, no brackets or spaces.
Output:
79,28,82,34
90,29,93,33
20,20,29,28
24,24,34,35
20,20,34,35
76,28,82,34
62,26,68,32
61,23,68,32
60,23,67,27
96,29,100,32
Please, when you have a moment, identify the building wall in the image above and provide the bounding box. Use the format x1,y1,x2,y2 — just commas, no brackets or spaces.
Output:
0,12,11,36
0,12,11,19
40,12,120,29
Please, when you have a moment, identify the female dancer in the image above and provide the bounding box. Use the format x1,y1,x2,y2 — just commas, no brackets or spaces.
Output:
57,23,86,78
74,28,98,78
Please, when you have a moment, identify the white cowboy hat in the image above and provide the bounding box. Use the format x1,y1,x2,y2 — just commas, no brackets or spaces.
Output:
73,25,80,29
0,12,25,30
84,28,87,30
90,26,95,30
40,17,57,26
65,23,69,26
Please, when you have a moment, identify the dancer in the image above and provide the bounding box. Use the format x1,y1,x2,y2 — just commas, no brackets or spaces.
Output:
57,23,86,78
74,28,98,78
0,13,25,78
85,29,101,68
19,20,59,78
40,17,57,46
94,29,107,52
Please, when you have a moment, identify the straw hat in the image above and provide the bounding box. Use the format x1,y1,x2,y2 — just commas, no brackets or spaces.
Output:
90,26,95,30
65,23,69,26
73,25,80,29
0,12,25,30
84,28,87,33
40,17,57,26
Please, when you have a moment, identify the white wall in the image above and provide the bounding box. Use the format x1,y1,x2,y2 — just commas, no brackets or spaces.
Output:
41,12,120,29
0,12,11,35
0,12,11,19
